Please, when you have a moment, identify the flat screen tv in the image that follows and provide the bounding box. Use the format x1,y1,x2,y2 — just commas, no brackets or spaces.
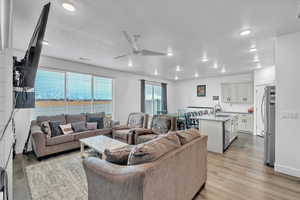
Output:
13,3,50,89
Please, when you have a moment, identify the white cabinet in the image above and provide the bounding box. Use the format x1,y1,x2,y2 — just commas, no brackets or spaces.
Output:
221,82,253,104
238,114,253,133
221,83,236,103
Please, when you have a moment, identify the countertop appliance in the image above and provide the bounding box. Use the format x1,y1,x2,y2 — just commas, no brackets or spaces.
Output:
263,86,276,167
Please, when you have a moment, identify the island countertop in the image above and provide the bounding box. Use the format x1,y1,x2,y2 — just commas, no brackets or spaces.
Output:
190,114,234,122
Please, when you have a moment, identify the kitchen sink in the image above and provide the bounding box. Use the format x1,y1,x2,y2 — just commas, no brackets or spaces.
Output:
215,114,231,118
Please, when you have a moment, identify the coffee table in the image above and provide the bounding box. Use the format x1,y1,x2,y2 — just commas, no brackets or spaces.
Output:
79,135,128,159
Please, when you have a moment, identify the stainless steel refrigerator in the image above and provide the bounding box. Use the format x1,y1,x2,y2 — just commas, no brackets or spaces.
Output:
263,86,276,167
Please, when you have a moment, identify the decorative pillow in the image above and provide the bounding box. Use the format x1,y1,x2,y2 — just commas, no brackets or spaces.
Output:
175,128,201,145
72,121,88,132
41,121,51,137
48,121,63,137
86,122,98,130
127,132,181,165
87,117,104,129
128,114,144,128
104,145,134,165
151,116,171,134
103,117,112,128
59,123,74,135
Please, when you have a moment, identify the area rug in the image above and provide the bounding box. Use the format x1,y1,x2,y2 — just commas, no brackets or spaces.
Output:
25,153,88,200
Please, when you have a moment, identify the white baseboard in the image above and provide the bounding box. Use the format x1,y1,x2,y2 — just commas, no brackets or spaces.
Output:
275,164,300,178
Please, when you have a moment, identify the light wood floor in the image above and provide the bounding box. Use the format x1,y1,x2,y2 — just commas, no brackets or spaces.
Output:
196,133,300,200
14,133,300,200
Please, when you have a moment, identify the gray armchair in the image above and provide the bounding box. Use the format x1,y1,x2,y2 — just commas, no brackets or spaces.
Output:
134,115,177,144
113,112,148,144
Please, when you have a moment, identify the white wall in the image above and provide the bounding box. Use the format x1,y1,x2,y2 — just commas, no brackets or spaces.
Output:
254,66,276,86
0,0,13,199
173,73,253,112
275,32,300,177
13,52,176,153
253,66,276,135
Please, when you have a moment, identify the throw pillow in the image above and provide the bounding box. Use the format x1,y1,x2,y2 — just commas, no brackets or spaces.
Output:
151,117,171,134
87,117,104,129
103,117,112,128
175,128,201,145
59,123,74,135
104,145,134,165
128,114,144,128
72,121,88,132
86,122,98,130
127,132,181,165
48,121,63,137
41,121,51,137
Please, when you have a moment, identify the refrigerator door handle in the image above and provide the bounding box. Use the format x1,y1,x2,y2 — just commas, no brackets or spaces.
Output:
261,93,266,125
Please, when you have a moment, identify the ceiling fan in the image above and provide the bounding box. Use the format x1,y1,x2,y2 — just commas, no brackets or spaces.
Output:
114,31,166,59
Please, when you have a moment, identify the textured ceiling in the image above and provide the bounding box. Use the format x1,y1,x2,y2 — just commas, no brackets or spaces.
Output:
13,0,300,80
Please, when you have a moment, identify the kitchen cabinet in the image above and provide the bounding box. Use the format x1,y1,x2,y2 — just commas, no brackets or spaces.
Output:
238,114,253,133
221,82,253,104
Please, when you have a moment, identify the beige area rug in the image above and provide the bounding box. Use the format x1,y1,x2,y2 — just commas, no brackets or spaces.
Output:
25,153,88,200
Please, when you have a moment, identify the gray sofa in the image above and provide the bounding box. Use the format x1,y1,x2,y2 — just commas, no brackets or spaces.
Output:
30,113,115,159
83,134,208,200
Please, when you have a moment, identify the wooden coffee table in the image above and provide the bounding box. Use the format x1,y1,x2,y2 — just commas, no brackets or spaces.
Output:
79,135,128,159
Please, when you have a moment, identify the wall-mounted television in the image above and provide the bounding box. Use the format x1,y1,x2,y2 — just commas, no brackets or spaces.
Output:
13,3,50,89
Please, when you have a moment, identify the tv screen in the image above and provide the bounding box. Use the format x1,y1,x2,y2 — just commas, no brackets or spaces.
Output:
13,3,50,88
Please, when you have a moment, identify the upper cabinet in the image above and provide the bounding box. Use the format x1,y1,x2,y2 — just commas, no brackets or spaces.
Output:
221,82,253,104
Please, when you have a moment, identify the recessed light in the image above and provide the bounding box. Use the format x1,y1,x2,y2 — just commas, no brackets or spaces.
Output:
128,59,133,67
249,48,257,52
201,57,209,62
176,65,181,72
167,47,173,56
62,2,76,12
154,69,158,76
221,67,226,73
256,64,262,69
42,40,49,45
213,62,218,69
194,73,199,78
240,29,252,36
253,55,260,62
175,76,178,80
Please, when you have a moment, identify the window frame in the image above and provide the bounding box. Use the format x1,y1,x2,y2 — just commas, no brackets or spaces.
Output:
145,81,162,115
35,67,115,118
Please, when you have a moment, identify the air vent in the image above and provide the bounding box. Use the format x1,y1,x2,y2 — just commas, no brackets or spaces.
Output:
79,57,90,61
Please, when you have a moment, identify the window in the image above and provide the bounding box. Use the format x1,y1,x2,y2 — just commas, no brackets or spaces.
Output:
34,70,65,118
145,83,162,115
94,77,113,115
66,72,92,114
34,69,113,118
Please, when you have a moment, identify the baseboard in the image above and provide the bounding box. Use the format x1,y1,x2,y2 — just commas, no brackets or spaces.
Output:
275,164,300,178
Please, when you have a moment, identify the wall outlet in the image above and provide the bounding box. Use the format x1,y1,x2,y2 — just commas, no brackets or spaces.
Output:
280,112,300,119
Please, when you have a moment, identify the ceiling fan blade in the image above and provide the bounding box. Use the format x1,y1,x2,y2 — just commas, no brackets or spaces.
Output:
140,49,166,56
114,54,130,59
122,31,139,51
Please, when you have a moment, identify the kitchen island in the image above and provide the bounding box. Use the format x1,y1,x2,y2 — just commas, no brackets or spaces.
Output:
192,114,238,153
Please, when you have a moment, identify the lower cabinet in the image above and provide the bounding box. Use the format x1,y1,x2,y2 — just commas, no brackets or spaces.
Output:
238,114,253,133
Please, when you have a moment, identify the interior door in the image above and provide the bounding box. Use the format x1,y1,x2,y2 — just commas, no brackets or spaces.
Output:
256,85,266,136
